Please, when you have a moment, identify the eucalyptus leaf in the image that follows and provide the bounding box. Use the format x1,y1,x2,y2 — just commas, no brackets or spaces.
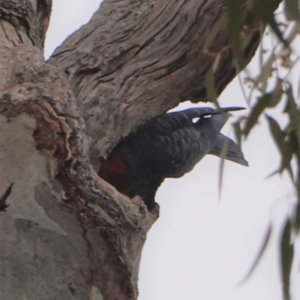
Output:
205,67,218,102
280,132,298,174
266,115,284,153
284,0,300,21
244,94,271,136
218,140,229,200
295,201,300,232
285,88,300,149
268,81,283,108
233,120,243,147
237,224,272,285
280,219,294,300
267,14,290,48
226,0,244,67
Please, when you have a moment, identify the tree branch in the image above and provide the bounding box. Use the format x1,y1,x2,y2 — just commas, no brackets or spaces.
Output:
49,0,280,167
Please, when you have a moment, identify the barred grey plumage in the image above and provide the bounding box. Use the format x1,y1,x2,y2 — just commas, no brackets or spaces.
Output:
99,106,248,210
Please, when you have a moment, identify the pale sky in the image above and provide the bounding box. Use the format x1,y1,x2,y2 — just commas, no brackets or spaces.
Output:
45,2,299,300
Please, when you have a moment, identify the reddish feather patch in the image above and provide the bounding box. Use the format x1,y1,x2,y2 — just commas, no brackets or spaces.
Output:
98,156,129,192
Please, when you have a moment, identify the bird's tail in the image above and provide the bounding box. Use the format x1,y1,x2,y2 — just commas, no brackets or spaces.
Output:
209,134,248,166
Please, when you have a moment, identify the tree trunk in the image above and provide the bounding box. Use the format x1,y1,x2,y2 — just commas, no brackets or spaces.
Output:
0,0,281,299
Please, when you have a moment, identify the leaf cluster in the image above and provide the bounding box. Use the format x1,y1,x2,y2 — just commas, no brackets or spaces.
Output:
206,1,300,299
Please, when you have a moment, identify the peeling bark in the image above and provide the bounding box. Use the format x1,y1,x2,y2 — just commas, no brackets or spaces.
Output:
0,0,281,299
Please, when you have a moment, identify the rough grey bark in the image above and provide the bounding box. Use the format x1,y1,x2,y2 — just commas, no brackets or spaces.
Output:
0,0,281,300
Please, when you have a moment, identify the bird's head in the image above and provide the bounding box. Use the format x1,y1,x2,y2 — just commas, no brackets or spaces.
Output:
195,106,244,131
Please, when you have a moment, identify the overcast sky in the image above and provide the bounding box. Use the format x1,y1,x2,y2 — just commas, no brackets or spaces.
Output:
45,2,299,300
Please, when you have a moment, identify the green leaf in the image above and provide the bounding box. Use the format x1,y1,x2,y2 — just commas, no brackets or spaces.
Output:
266,115,284,153
280,135,296,174
233,120,243,147
255,57,284,96
244,94,271,136
265,168,279,178
269,20,290,49
226,0,244,68
284,0,300,21
280,220,294,300
237,224,272,285
253,0,290,48
205,67,218,102
267,115,298,179
285,88,300,149
294,201,300,232
268,81,283,108
218,139,229,200
257,57,276,93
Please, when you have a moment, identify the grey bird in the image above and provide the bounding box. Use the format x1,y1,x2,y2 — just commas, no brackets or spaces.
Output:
99,106,248,210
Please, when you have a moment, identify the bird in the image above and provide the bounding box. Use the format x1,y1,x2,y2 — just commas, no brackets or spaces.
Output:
98,106,248,210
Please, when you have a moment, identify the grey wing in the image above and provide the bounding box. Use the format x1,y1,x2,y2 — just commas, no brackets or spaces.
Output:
129,126,212,178
209,133,249,166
